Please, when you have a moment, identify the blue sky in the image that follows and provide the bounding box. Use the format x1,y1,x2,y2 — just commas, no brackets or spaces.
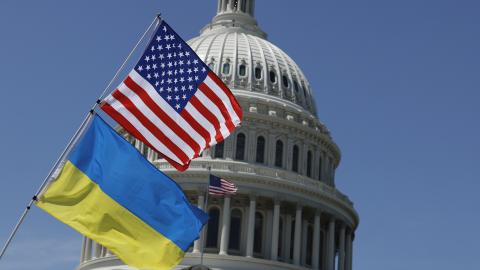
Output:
0,1,479,269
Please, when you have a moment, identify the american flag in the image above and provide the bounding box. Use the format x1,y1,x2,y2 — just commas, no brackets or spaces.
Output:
209,175,238,196
101,20,242,171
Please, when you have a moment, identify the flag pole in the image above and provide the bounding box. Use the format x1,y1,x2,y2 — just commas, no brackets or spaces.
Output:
200,166,211,266
0,14,161,261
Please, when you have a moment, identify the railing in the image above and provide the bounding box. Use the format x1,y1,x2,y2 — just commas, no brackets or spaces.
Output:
154,158,353,206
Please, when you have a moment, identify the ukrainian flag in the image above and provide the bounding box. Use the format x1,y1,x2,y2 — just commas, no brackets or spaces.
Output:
36,115,208,270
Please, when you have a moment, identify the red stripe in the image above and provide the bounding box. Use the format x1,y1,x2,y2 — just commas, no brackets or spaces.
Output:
198,83,235,132
189,95,224,143
123,76,201,155
111,90,190,164
180,109,211,149
208,72,243,120
101,102,189,172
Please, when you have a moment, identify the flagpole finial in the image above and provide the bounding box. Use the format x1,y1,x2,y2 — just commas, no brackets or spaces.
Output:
156,13,162,20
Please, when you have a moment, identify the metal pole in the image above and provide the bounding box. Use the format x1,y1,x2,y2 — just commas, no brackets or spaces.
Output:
199,166,211,266
0,14,161,261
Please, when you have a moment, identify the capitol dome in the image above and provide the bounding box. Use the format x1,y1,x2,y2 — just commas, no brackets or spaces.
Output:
77,1,359,270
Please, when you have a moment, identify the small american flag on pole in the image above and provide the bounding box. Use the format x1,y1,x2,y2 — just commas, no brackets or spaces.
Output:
101,19,242,171
209,175,237,196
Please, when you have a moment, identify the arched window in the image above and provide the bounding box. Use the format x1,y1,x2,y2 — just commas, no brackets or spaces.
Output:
269,70,277,83
223,62,231,75
306,225,313,266
235,133,246,160
255,136,265,163
206,208,220,248
253,212,264,254
275,140,283,167
214,141,224,159
255,67,262,79
306,151,312,177
318,156,323,180
229,209,242,251
292,145,299,172
239,64,247,77
282,75,289,88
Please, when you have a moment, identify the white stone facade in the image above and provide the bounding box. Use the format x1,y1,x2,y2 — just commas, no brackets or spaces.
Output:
77,1,359,270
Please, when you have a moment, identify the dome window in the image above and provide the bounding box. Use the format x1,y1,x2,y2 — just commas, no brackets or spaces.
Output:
275,140,283,167
306,150,312,177
254,67,262,79
282,75,289,88
214,141,224,158
235,133,246,161
294,80,300,92
292,145,299,172
222,62,231,75
269,70,277,83
255,136,265,163
238,64,247,77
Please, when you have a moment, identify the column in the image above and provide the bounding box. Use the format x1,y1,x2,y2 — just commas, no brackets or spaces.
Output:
312,211,321,270
219,196,231,255
326,218,336,270
80,237,87,262
84,238,92,261
293,205,302,265
284,215,292,261
338,224,346,270
346,231,353,270
265,210,273,258
222,0,228,12
270,200,281,260
193,193,205,253
238,0,245,12
245,196,256,257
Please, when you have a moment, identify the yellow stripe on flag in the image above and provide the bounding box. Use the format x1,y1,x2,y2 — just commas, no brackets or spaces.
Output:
36,161,184,270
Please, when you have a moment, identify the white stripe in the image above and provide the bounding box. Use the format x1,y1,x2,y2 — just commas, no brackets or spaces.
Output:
184,103,218,146
204,75,241,124
194,90,231,139
116,83,196,159
105,96,183,165
129,71,207,150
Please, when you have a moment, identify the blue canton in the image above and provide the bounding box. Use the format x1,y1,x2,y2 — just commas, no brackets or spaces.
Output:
135,21,209,112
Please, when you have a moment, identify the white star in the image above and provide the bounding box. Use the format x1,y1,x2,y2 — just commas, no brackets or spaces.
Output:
193,59,199,65
145,56,150,62
151,46,155,52
163,26,167,32
194,67,199,73
167,95,172,101
170,35,175,40
188,77,193,82
185,51,190,56
137,65,143,71
167,70,173,76
195,76,199,81
159,54,164,60
152,64,157,70
180,77,185,83
166,44,171,50
167,62,173,68
202,67,207,72
178,43,182,49
156,36,162,42
155,81,159,86
160,63,166,69
179,52,184,57
174,86,179,92
174,95,180,101
167,87,172,93
165,35,170,41
187,68,192,74
182,94,187,100
146,65,151,71
181,86,186,91
179,68,184,74
178,60,184,66
159,87,164,92
167,78,172,84
151,55,156,61
188,85,194,90
187,60,191,65
167,53,172,59
157,45,163,50
147,74,152,79
175,104,181,109
154,73,159,78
